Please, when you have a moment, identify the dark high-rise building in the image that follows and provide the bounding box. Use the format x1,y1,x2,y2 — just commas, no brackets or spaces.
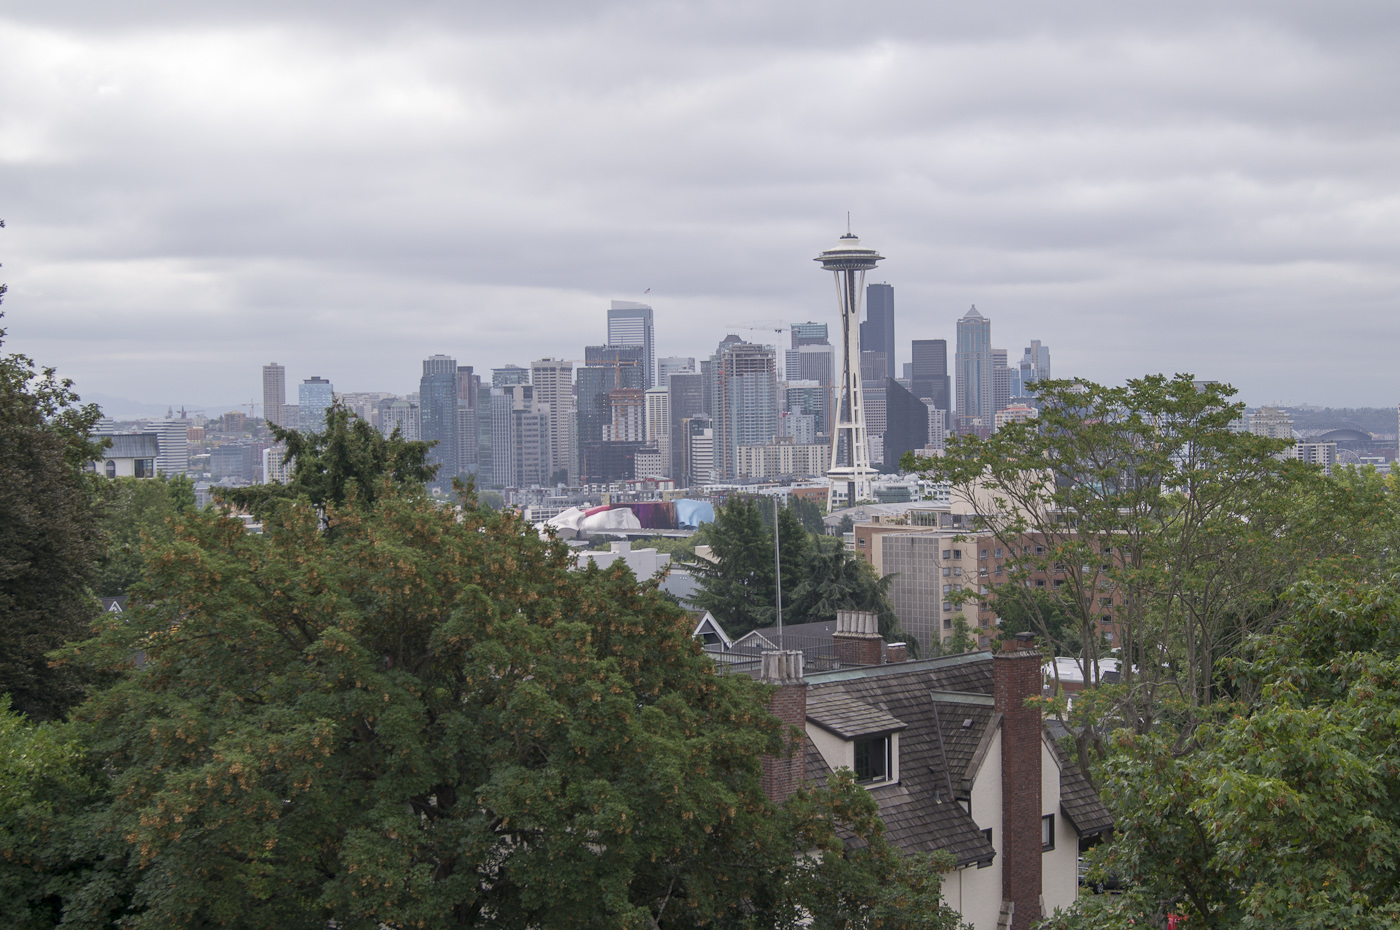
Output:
911,339,950,413
710,337,779,480
668,371,706,487
860,282,896,380
883,378,929,471
420,355,458,489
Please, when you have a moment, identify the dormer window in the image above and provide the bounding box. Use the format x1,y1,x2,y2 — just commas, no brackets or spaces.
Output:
854,736,891,783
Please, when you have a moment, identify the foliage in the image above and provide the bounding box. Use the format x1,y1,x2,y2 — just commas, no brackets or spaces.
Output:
1053,570,1400,930
92,475,195,597
688,498,907,644
785,496,825,535
215,402,435,521
906,374,1321,767
42,489,954,929
0,313,107,721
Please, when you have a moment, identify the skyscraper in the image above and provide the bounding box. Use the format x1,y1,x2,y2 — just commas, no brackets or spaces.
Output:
910,339,949,413
668,371,706,486
262,363,285,427
860,282,896,381
954,306,992,433
816,233,883,510
298,376,334,434
790,321,829,348
531,358,574,484
711,338,779,480
492,365,530,387
420,355,458,489
456,366,479,478
657,356,695,386
607,300,656,388
1019,340,1051,396
991,348,1012,415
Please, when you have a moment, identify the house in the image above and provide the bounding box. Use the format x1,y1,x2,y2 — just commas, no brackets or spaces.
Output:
752,619,1112,930
92,433,160,479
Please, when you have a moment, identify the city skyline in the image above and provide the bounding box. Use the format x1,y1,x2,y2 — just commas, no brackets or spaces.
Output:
3,4,1399,409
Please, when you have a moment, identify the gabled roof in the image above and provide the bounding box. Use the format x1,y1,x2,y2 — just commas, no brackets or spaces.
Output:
689,610,732,649
1053,740,1115,837
98,433,159,459
807,689,907,738
802,650,1113,866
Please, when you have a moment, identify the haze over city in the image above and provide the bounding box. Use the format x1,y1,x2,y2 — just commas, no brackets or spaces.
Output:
2,1,1398,409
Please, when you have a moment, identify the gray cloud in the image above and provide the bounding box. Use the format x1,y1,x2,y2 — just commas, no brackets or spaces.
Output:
2,1,1398,408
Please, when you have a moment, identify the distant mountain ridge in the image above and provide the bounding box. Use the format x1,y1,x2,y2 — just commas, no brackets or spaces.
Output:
83,393,255,421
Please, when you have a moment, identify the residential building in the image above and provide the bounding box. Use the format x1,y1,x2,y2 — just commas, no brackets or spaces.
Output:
955,306,992,434
261,363,285,428
147,417,190,476
1248,406,1295,440
644,387,670,477
262,444,293,484
734,442,831,479
1294,441,1337,476
92,433,159,479
379,399,420,442
607,300,656,388
994,403,1038,432
298,376,334,434
927,406,947,453
711,337,779,480
531,358,574,484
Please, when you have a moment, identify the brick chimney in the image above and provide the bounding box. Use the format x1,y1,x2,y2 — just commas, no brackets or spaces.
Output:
994,631,1043,929
833,610,884,667
759,650,807,804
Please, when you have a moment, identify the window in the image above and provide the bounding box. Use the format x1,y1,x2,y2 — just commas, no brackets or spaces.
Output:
1023,546,1032,556
978,828,994,868
135,458,154,479
1099,597,1112,606
1042,814,1055,851
952,549,962,559
856,538,866,548
943,584,952,593
943,602,953,611
104,460,117,478
952,567,962,576
1035,579,1046,588
943,616,952,629
979,549,988,559
994,547,1003,558
942,550,951,559
979,567,988,577
1035,545,1046,556
942,567,951,577
853,736,891,783
994,564,1003,575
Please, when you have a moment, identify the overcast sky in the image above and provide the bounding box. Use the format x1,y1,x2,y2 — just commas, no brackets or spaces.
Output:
2,1,1398,413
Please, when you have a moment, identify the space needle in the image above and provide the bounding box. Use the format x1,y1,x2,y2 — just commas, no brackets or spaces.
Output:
816,229,884,513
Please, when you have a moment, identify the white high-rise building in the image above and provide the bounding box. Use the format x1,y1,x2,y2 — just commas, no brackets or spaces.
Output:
644,387,671,477
147,417,190,477
262,363,285,427
607,300,656,389
531,358,574,484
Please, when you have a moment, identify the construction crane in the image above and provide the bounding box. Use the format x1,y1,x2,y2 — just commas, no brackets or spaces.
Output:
724,319,792,336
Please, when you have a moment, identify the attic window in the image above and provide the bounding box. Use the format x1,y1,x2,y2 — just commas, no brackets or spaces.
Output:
853,736,891,783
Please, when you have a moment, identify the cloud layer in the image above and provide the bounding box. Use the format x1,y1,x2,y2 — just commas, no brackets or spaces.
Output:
2,1,1398,408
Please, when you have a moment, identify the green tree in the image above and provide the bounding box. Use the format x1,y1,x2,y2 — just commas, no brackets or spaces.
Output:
215,402,435,520
1056,570,1400,930
50,490,956,930
687,497,783,636
92,475,195,597
907,375,1313,766
0,311,107,721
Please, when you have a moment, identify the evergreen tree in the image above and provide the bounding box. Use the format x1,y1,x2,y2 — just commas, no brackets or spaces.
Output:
0,305,107,720
93,474,195,597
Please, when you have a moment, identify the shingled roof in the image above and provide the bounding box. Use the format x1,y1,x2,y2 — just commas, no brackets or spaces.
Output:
802,651,1111,868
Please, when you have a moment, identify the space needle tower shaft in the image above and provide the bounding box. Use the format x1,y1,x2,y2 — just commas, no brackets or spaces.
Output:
815,231,884,513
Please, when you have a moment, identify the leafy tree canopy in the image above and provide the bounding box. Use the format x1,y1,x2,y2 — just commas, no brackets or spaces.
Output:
92,475,195,598
26,490,958,929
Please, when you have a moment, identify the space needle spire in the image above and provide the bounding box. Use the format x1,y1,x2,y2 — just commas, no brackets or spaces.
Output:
816,229,883,512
